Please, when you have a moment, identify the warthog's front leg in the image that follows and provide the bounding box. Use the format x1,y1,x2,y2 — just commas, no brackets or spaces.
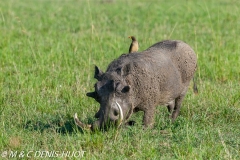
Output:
143,107,155,128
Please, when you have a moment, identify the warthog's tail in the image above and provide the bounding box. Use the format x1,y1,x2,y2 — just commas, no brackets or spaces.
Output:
193,77,198,94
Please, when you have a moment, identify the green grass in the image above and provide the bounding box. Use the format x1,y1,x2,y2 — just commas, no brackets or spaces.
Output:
0,0,239,159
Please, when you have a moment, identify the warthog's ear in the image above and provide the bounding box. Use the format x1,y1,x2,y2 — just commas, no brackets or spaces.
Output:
121,63,131,77
94,65,103,81
86,91,100,102
86,91,97,98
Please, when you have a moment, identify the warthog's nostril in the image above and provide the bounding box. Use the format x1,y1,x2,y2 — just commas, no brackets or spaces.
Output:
113,109,119,116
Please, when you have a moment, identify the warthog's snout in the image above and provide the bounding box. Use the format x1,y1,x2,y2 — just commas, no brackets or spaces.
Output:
74,101,123,131
109,101,123,123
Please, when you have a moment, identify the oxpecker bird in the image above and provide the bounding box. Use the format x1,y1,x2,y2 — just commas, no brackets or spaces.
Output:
128,36,139,53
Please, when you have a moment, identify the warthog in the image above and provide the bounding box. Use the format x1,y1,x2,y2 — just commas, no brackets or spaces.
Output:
74,40,198,131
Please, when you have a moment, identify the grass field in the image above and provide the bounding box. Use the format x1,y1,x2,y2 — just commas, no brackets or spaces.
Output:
0,0,239,159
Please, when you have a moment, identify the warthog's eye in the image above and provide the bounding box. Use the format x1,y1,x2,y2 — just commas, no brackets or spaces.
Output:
121,86,130,93
115,81,130,95
115,81,120,87
115,82,121,92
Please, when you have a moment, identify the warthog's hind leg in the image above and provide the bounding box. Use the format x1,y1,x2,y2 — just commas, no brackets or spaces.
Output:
167,100,175,115
171,94,186,121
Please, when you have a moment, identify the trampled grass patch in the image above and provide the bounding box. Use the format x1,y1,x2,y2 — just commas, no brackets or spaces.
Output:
0,0,239,159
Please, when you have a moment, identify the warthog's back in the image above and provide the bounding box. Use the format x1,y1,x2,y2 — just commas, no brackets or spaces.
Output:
106,40,197,105
107,40,197,84
145,40,197,83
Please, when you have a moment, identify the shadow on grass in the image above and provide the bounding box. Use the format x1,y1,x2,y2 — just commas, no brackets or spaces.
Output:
23,114,95,135
23,113,139,135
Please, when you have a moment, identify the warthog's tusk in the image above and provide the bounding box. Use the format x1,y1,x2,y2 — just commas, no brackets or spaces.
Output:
74,113,91,129
116,102,123,127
